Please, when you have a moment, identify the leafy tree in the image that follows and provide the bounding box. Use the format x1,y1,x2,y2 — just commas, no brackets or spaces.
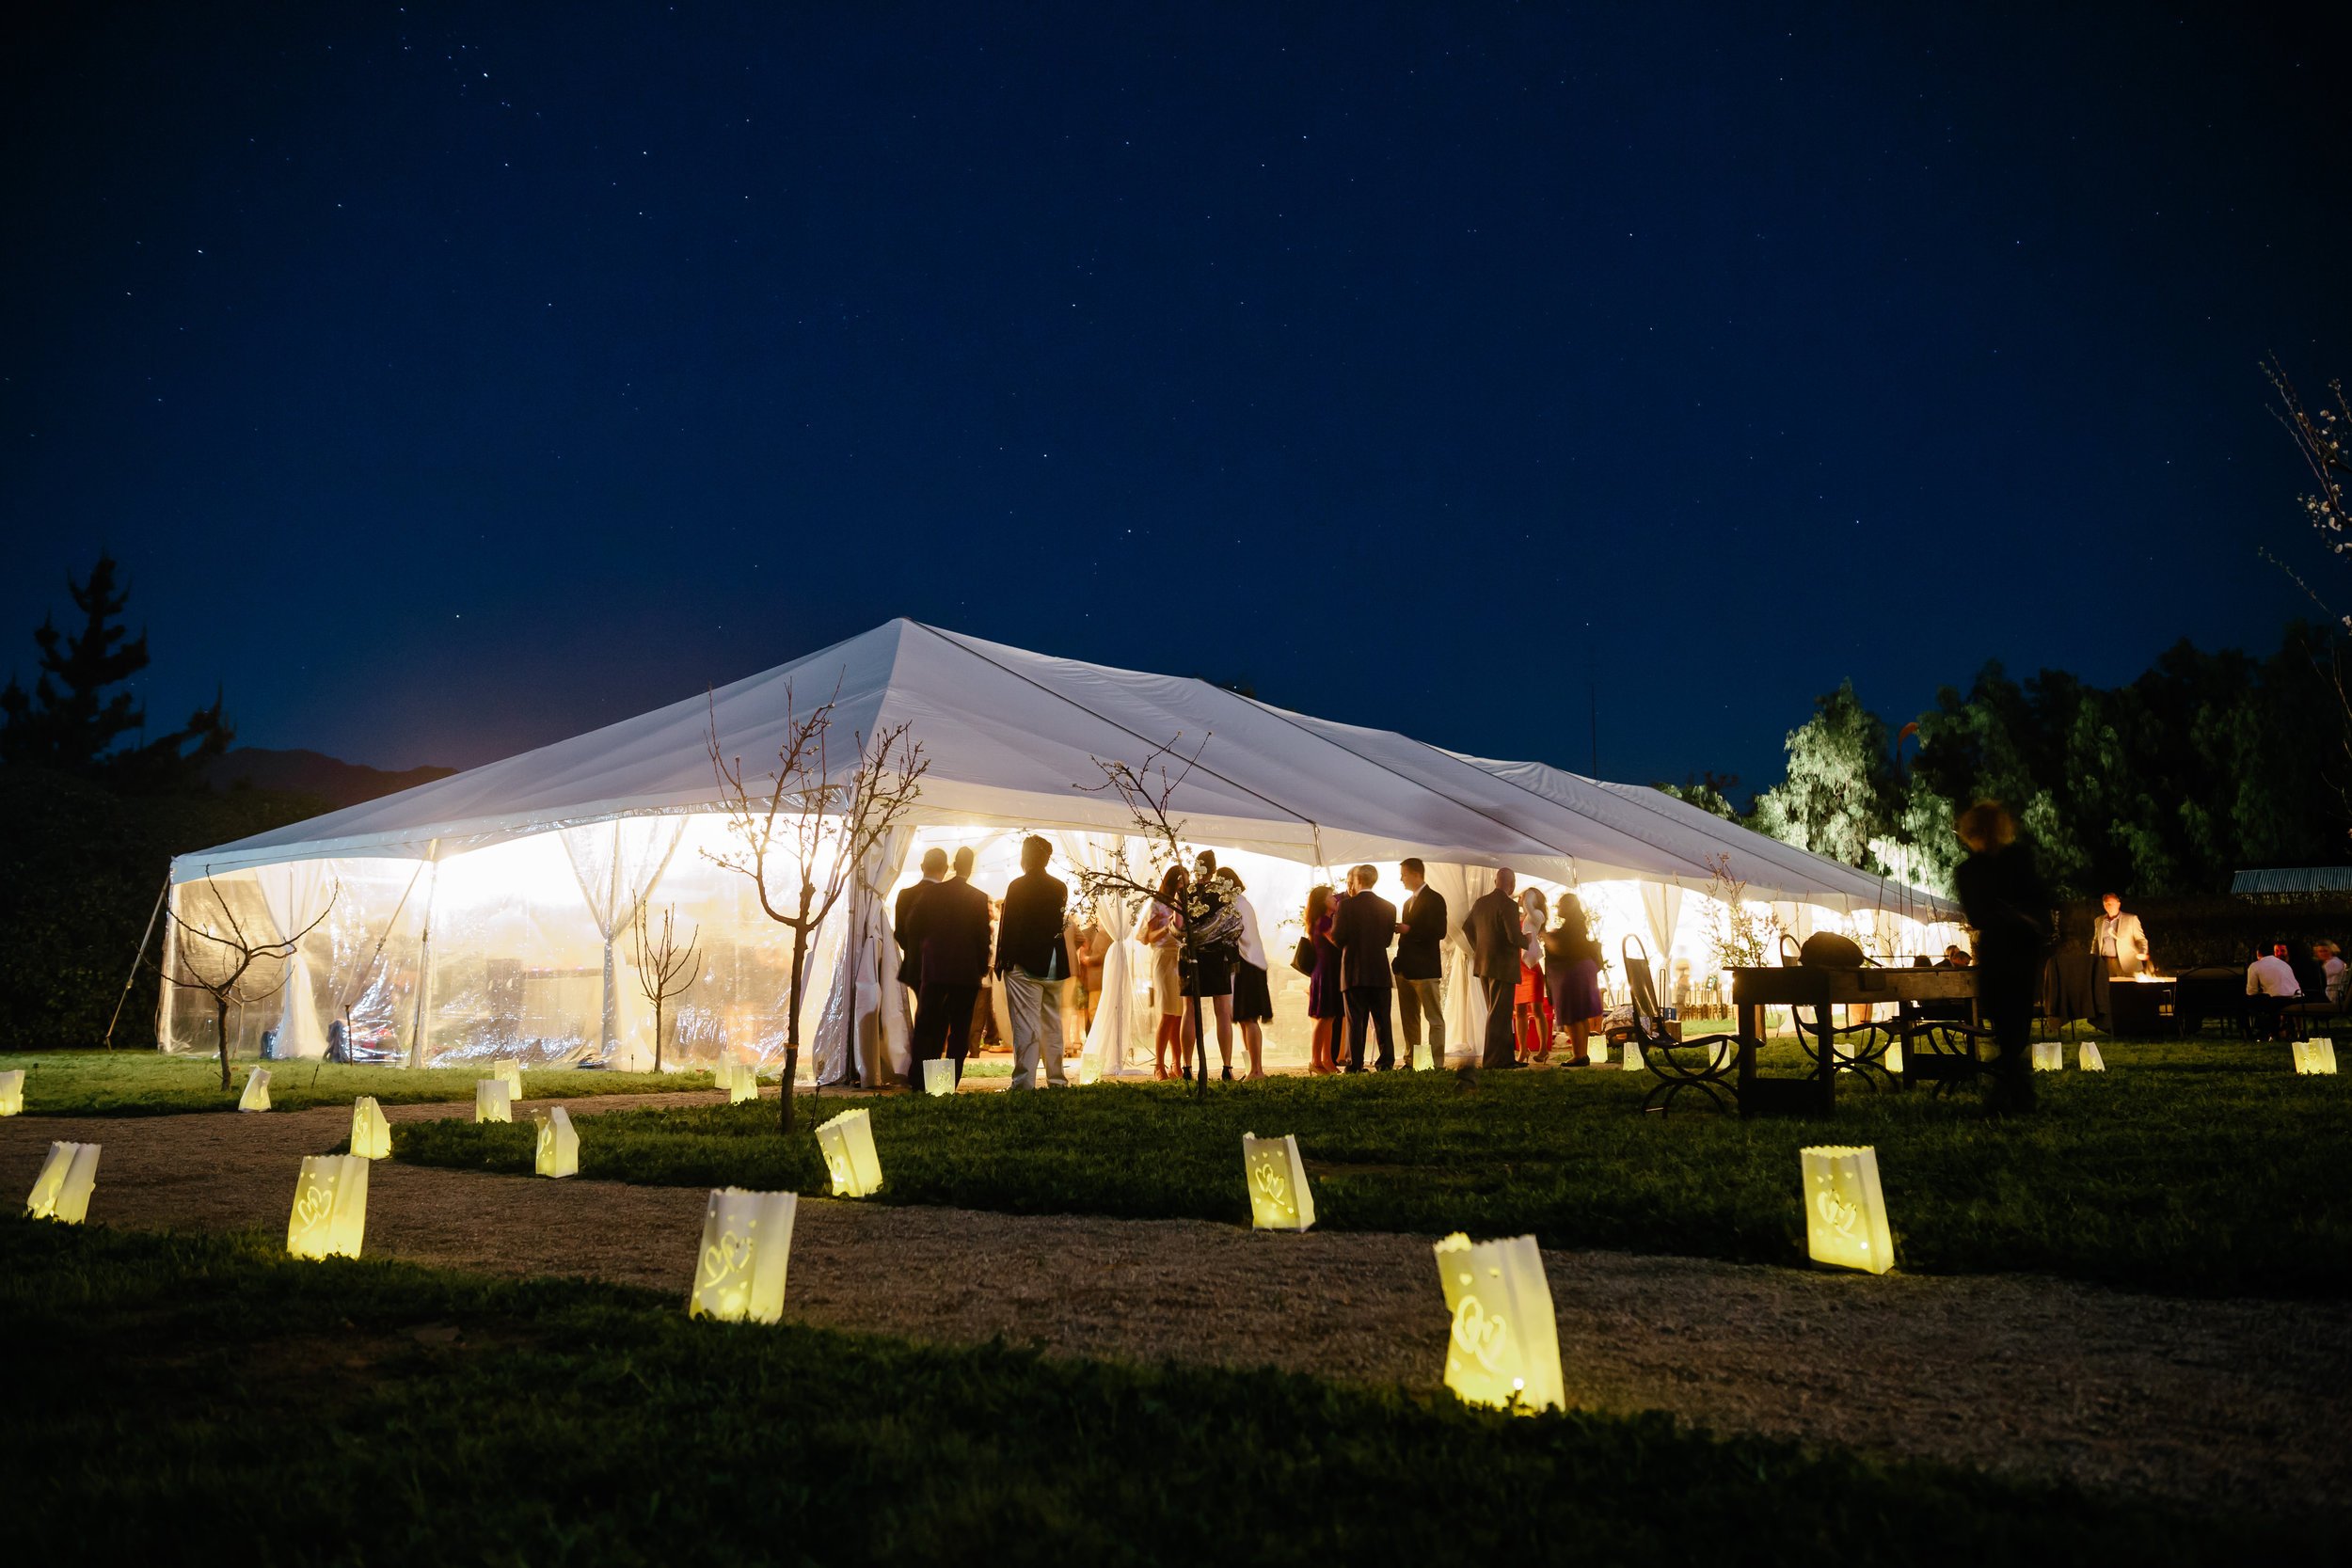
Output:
1749,681,1895,870
0,550,231,788
1656,771,1740,820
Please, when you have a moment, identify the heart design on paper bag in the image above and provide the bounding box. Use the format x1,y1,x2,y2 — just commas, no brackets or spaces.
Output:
292,1180,334,1234
1248,1155,1294,1219
697,1227,756,1292
1815,1187,1861,1241
1450,1293,1509,1372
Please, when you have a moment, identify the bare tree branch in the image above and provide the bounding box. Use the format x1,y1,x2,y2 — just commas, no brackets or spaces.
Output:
704,679,927,1132
147,871,341,1091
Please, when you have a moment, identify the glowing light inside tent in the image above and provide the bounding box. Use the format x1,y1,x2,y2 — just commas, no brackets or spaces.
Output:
350,1096,391,1159
25,1140,100,1224
1432,1232,1565,1413
1241,1132,1315,1232
688,1188,797,1323
286,1153,369,1259
476,1078,513,1122
239,1069,272,1112
1800,1145,1895,1275
815,1108,883,1197
534,1106,579,1177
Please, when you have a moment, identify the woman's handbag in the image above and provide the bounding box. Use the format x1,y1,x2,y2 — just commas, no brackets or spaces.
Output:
1291,936,1317,975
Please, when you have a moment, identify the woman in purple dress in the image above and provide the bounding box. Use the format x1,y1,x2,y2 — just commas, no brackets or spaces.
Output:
1305,882,1343,1075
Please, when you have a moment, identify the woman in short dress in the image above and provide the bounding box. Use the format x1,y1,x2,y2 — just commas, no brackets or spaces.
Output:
1545,893,1605,1066
1514,885,1554,1061
1305,883,1343,1074
1219,866,1272,1080
1143,864,1188,1079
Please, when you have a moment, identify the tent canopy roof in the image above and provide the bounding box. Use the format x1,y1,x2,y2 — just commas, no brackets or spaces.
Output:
174,619,1953,917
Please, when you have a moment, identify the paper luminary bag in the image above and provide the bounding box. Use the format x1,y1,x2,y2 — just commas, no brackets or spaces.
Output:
493,1059,524,1101
1589,1039,1608,1066
1432,1232,1565,1413
921,1058,956,1097
1077,1049,1102,1085
1709,1038,1736,1072
1240,1132,1315,1232
0,1068,24,1115
814,1107,883,1197
1800,1145,1896,1275
2079,1041,2106,1071
1883,1039,1904,1076
2031,1040,2063,1071
285,1153,370,1259
687,1188,798,1323
727,1060,758,1104
1620,1039,1644,1071
476,1077,513,1122
350,1096,392,1159
1413,1037,1434,1071
239,1069,272,1112
2293,1037,2339,1075
25,1140,100,1224
534,1106,580,1178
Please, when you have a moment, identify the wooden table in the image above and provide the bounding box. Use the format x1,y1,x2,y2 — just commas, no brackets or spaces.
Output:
1730,966,1980,1117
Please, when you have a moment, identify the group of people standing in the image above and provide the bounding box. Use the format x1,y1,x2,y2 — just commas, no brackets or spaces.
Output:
893,836,1080,1091
1291,860,1607,1074
1142,851,1273,1080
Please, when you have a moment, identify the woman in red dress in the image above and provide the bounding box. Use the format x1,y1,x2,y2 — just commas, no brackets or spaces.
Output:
1514,886,1555,1061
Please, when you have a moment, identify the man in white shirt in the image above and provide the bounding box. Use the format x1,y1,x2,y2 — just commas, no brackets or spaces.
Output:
2090,893,2151,976
2247,943,2301,1039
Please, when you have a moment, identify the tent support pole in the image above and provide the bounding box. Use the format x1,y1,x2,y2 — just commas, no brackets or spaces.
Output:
103,873,172,1051
408,841,442,1070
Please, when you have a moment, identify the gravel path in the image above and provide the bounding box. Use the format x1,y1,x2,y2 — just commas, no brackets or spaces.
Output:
8,1096,2349,1520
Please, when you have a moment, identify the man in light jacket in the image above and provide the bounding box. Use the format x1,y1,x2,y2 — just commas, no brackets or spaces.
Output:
2090,893,2151,976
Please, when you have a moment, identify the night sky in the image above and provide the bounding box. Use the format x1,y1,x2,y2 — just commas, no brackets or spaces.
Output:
6,4,2347,794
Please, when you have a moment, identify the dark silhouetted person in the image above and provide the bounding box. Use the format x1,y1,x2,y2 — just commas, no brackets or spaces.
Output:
891,847,949,1086
1394,858,1448,1069
1951,801,2053,1116
1464,867,1525,1072
993,834,1072,1090
910,846,991,1086
1334,863,1398,1070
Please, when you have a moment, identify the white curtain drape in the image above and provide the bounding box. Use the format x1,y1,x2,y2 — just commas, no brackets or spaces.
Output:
1639,884,1684,974
253,862,333,1058
1428,863,1495,1068
813,825,917,1085
562,817,688,1064
1084,888,1144,1076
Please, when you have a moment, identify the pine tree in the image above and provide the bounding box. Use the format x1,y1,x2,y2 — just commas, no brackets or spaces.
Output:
0,550,231,786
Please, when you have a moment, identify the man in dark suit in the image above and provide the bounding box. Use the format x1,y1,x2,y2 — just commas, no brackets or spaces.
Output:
889,847,949,1088
1334,863,1398,1071
1393,857,1448,1070
1463,867,1524,1072
993,834,1072,1090
910,846,992,1086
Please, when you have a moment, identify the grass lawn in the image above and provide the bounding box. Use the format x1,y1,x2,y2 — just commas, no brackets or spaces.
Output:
0,1049,737,1116
6,1219,2313,1564
396,1037,2352,1296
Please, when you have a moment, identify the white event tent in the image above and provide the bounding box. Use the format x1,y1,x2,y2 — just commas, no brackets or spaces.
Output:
161,619,1959,1077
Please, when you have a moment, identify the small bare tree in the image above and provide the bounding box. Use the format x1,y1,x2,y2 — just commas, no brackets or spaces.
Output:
631,901,702,1072
707,683,927,1132
1069,735,1222,1101
150,871,340,1090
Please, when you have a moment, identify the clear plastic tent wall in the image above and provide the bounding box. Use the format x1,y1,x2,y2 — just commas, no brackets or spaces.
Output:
161,619,1958,1071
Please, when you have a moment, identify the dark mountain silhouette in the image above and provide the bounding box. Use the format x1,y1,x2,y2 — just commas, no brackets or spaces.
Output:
205,747,453,808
